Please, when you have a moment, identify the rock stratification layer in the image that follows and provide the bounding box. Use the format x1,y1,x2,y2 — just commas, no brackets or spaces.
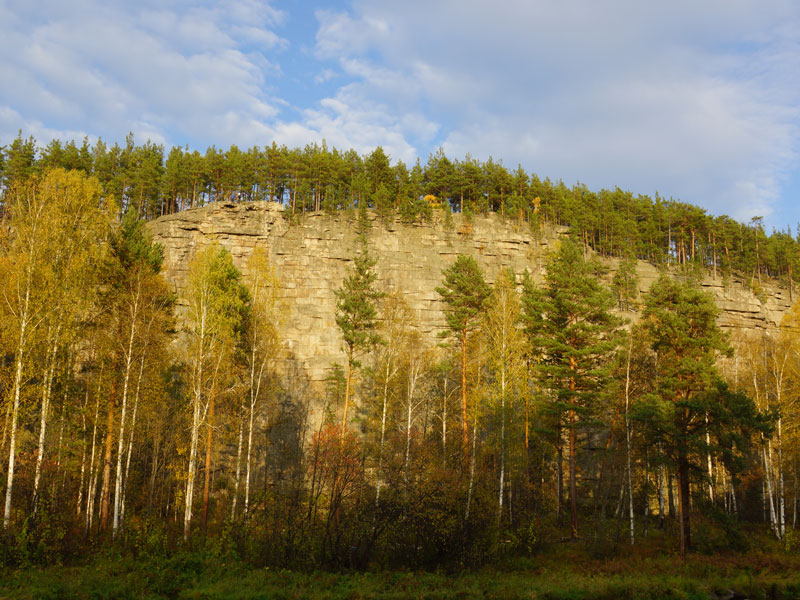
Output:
149,202,793,385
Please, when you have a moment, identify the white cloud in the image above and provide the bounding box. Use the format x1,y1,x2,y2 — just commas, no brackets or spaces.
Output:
1,0,797,228
314,0,800,224
0,0,288,148
314,69,337,84
301,88,421,164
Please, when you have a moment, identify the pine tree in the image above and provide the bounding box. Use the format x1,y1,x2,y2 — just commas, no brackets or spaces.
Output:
527,239,622,537
335,237,383,431
436,255,490,457
373,183,394,226
611,256,639,311
357,195,371,234
637,275,767,555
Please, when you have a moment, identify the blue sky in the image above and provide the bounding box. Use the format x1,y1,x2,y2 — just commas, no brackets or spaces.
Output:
1,0,798,231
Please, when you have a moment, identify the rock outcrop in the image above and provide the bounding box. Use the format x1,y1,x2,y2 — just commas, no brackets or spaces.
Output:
149,202,794,385
613,259,794,332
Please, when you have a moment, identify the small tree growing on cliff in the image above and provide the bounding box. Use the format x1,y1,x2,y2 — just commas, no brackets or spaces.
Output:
335,237,383,431
611,256,639,311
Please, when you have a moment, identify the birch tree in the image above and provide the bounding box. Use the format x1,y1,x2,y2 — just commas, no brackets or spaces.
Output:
483,269,525,530
183,243,248,540
30,169,109,511
0,168,111,530
98,209,172,536
400,329,429,490
233,246,279,519
371,291,407,509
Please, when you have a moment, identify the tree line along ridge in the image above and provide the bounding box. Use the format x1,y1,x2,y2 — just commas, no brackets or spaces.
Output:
0,132,796,298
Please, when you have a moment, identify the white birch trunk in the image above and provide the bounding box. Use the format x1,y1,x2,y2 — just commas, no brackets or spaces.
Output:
705,413,714,504
778,417,785,538
497,335,507,531
625,337,634,545
120,353,145,528
33,329,60,512
498,391,505,529
763,442,780,539
113,283,140,537
244,293,271,518
3,281,29,530
442,375,447,467
184,300,207,540
375,359,391,509
403,351,423,490
244,389,255,517
657,444,665,524
770,338,788,538
53,400,66,503
86,387,101,534
231,398,245,520
465,419,477,521
76,389,89,519
0,401,10,462
244,348,267,518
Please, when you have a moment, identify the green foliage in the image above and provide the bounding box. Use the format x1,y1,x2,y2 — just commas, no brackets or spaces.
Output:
8,131,800,295
372,183,394,226
398,193,432,224
324,363,347,422
119,516,172,559
692,504,751,554
108,208,164,274
636,275,771,553
334,237,383,368
442,194,455,231
1,501,68,568
1,131,37,187
357,195,371,233
6,548,800,599
639,276,730,410
187,243,250,343
527,239,622,422
436,255,490,339
611,256,639,311
3,136,800,579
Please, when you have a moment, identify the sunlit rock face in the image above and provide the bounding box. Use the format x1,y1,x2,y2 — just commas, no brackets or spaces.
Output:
149,201,793,387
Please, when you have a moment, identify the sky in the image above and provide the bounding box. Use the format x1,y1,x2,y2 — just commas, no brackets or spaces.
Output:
1,0,799,231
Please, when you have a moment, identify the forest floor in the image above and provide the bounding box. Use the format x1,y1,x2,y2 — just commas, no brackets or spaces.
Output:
3,545,800,600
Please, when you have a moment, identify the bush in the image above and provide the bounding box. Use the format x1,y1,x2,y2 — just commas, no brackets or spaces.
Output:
1,502,68,568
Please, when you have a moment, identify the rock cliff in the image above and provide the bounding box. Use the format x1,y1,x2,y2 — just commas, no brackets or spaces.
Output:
148,202,794,385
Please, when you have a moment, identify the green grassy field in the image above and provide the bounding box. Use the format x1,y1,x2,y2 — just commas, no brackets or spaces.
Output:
3,547,800,600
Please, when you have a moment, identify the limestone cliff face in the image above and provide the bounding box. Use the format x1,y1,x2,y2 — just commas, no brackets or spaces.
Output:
618,260,794,333
148,202,794,384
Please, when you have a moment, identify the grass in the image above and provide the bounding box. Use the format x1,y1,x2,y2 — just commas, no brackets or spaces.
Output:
3,546,800,599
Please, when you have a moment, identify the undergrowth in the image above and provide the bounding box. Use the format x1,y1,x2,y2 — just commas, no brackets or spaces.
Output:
3,540,800,600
